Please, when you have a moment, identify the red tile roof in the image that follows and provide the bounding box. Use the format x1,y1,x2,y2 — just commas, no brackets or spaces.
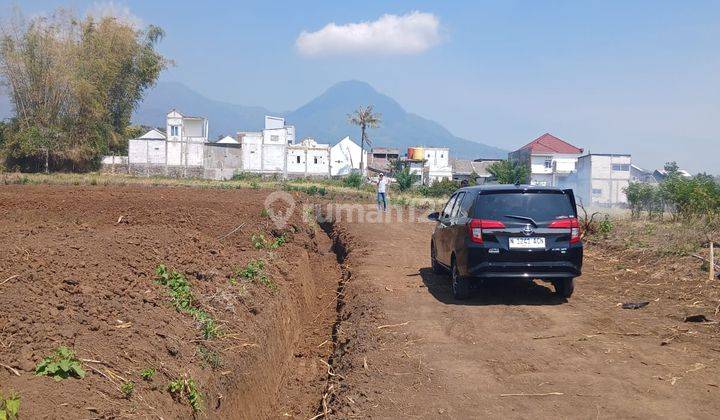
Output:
517,133,583,154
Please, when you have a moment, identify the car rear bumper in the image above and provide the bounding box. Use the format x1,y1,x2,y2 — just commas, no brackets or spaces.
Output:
464,247,583,280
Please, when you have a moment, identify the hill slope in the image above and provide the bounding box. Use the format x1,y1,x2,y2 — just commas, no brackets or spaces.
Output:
3,80,506,158
286,80,506,158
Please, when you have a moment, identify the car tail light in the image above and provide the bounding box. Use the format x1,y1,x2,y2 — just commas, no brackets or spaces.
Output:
468,219,505,244
549,218,581,244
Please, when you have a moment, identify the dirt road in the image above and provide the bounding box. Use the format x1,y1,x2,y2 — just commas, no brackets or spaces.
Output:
327,208,720,419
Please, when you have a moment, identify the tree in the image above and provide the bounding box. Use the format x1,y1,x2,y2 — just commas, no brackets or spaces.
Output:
348,105,381,175
487,160,529,184
395,167,419,191
0,7,168,171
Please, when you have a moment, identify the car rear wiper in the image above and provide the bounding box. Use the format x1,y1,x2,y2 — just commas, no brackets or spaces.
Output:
503,214,538,227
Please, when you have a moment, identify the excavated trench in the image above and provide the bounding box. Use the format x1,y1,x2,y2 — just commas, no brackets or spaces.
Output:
215,217,354,419
314,220,353,417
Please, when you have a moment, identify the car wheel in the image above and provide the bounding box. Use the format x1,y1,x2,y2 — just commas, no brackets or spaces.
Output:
451,259,470,300
553,278,575,298
431,241,444,274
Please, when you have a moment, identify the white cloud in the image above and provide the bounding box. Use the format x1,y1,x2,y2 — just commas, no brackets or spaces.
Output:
86,1,143,29
296,11,442,57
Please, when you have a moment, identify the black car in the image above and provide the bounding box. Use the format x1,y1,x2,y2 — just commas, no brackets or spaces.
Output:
428,185,583,300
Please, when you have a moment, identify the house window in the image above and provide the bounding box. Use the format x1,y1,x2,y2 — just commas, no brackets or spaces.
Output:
612,164,630,171
170,125,179,136
592,188,602,195
314,157,318,164
271,135,279,142
544,159,552,169
296,156,301,164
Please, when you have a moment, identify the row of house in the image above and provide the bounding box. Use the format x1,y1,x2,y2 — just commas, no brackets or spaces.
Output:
117,109,676,208
123,109,458,184
126,111,366,179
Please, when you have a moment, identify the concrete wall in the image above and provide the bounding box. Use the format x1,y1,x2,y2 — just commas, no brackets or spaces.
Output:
203,143,243,180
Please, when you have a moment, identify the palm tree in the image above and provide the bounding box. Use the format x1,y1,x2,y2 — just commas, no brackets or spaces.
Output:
348,105,381,175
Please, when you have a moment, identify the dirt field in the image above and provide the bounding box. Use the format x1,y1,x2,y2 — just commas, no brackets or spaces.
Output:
2,185,719,419
325,207,720,419
0,185,341,419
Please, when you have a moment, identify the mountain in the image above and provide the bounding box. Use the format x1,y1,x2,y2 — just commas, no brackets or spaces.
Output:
286,80,505,159
2,80,506,158
132,81,272,136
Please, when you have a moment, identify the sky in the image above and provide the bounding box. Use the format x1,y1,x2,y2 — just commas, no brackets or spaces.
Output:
2,0,719,173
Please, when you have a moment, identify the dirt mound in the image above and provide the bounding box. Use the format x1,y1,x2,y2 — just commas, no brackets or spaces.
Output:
0,185,341,419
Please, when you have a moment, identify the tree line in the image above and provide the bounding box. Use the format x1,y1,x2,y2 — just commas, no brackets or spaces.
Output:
0,7,168,172
624,162,720,219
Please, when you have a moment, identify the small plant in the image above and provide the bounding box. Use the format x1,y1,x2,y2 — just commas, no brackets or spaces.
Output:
238,259,265,279
168,377,203,412
140,368,156,381
196,346,222,369
270,234,286,249
236,259,276,291
120,381,135,398
260,208,269,218
250,181,260,189
251,234,269,249
35,346,86,381
0,390,20,420
155,265,221,339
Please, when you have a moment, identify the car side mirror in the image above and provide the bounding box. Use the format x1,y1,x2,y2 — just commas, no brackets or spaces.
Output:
427,212,440,221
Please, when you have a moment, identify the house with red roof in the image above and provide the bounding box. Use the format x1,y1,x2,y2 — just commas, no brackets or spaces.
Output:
508,133,584,187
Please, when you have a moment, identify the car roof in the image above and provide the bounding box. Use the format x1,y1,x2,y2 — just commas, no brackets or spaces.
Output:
456,184,568,194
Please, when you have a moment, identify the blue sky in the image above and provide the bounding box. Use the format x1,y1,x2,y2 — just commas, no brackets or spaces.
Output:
3,0,719,173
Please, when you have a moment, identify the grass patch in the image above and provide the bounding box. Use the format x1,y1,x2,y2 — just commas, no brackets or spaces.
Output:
196,346,222,369
155,265,221,339
34,346,86,381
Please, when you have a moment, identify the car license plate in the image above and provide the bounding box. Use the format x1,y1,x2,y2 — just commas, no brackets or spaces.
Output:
509,237,546,249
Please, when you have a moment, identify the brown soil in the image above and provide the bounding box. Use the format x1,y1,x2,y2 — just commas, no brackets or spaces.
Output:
323,206,720,419
4,186,720,419
0,185,341,419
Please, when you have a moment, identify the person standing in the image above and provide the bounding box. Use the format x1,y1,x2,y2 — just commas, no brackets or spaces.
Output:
374,173,389,212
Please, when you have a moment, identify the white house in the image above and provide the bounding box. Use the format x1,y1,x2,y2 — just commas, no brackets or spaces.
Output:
128,110,209,167
405,147,452,185
287,138,331,176
509,133,584,187
330,136,366,176
239,116,295,173
575,154,632,207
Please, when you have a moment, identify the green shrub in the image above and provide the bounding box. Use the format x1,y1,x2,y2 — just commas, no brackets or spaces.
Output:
394,167,419,191
35,346,86,381
0,390,20,420
418,179,460,198
343,172,363,188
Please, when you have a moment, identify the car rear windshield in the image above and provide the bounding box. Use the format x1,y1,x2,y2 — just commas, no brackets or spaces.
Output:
473,191,575,222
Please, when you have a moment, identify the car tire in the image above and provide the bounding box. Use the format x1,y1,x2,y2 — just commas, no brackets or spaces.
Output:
553,278,575,298
451,260,470,300
431,242,444,274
